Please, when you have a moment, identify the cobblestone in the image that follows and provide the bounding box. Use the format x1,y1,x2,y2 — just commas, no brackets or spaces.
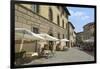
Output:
24,48,94,65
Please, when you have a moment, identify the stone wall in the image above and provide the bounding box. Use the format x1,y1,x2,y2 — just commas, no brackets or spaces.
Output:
15,4,68,52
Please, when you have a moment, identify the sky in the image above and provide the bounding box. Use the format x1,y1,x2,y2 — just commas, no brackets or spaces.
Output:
67,7,95,33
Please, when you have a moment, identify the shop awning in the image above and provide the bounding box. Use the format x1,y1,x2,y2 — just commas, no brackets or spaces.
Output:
37,33,59,41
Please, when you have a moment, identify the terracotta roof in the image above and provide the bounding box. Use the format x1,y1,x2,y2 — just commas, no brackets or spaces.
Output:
83,22,94,28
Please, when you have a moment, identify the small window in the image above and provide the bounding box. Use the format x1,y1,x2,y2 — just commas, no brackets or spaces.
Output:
32,4,39,13
57,15,60,26
32,4,37,12
36,5,40,13
58,33,60,39
49,8,53,21
62,20,64,28
33,27,39,34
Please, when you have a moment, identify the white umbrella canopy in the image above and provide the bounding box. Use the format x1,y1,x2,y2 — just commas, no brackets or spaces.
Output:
83,37,94,42
15,28,45,52
60,38,69,42
15,33,34,40
84,39,94,42
37,33,59,41
15,28,45,40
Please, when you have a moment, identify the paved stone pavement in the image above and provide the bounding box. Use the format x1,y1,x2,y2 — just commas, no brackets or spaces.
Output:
24,48,94,65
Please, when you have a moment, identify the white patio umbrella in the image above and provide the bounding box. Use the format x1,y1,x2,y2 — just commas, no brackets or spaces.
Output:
37,33,59,41
84,39,94,42
15,28,44,40
15,32,35,40
37,33,59,53
15,28,45,52
60,38,69,42
60,38,69,49
83,37,94,43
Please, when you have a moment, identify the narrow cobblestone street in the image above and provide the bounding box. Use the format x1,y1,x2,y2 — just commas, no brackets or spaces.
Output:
24,48,94,65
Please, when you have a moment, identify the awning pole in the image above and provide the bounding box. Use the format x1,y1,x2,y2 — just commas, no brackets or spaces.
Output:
19,38,24,52
19,31,25,52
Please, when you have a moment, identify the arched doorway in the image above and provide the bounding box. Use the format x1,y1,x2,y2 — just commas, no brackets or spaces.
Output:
48,27,54,52
48,33,54,51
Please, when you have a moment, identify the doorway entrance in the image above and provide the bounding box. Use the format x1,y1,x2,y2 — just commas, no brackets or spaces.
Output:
48,33,54,51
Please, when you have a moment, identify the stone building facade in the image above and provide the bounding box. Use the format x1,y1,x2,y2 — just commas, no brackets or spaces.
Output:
76,22,94,43
83,22,94,40
76,22,95,51
15,4,71,52
68,22,76,48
